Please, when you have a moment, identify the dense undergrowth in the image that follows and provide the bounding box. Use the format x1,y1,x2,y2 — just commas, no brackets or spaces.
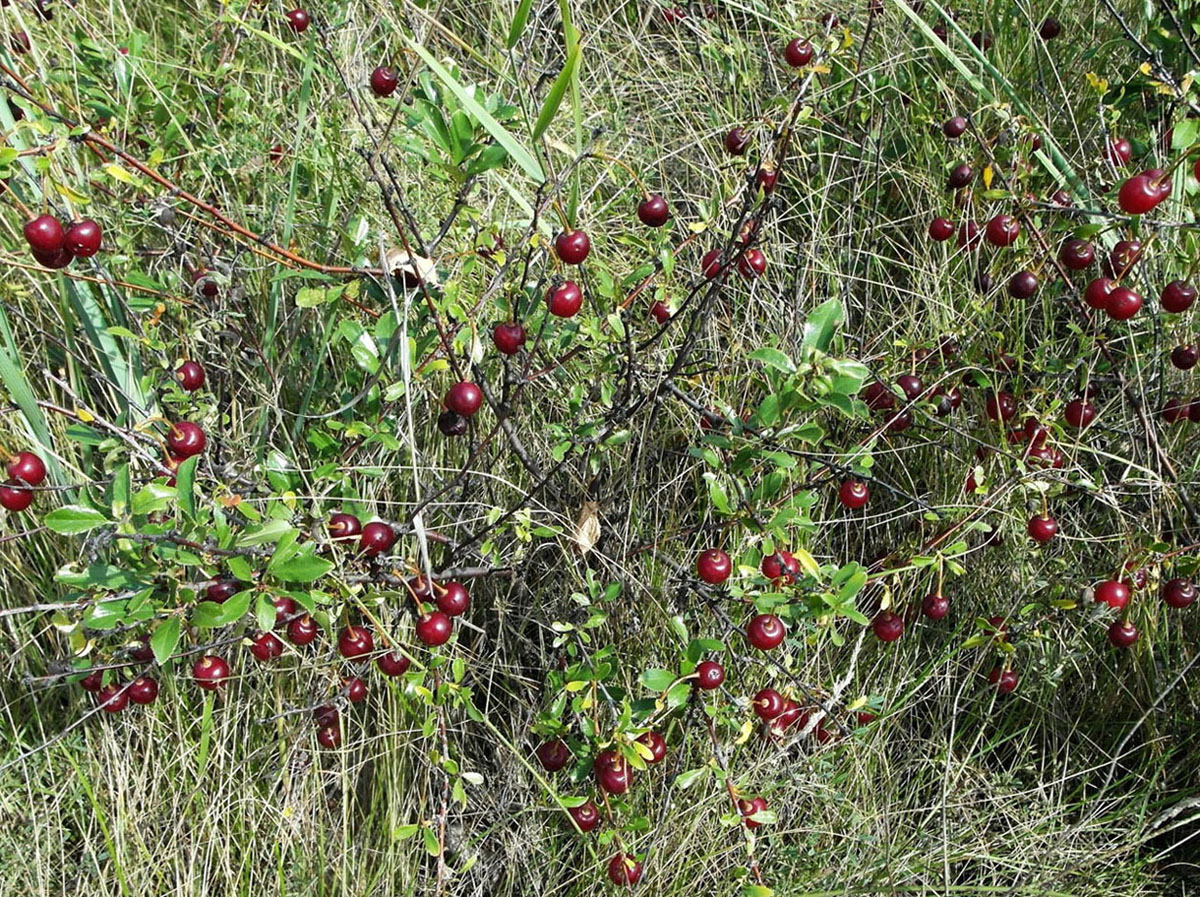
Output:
0,0,1198,894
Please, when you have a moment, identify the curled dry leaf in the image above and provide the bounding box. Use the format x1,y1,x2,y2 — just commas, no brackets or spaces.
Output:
385,247,439,287
574,501,601,555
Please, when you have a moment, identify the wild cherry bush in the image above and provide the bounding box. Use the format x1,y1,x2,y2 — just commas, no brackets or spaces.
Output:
0,0,1198,894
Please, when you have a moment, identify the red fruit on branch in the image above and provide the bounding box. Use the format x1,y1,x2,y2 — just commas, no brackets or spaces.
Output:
7,452,46,485
696,549,732,585
192,655,231,690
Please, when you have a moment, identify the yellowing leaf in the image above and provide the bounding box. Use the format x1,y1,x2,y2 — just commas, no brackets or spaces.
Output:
103,163,138,185
53,182,89,204
1086,72,1108,92
982,165,994,189
792,547,820,577
74,407,94,422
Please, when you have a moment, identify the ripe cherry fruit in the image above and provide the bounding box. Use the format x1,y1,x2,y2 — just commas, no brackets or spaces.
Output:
872,610,904,642
337,625,374,659
637,194,670,227
943,116,967,138
1162,578,1197,609
166,421,206,458
921,592,949,619
248,631,285,662
636,731,667,764
593,749,631,794
176,360,205,391
360,521,396,557
784,38,814,67
746,613,786,650
436,581,470,616
988,667,1018,694
696,548,732,585
416,611,453,646
1106,137,1132,167
984,214,1020,247
284,8,310,32
838,479,869,509
65,219,102,257
98,682,128,713
753,688,785,720
7,452,46,485
1064,398,1096,428
725,127,750,155
329,512,362,540
1093,579,1130,610
192,655,231,690
1108,619,1138,648
761,549,800,585
607,853,642,886
1118,174,1164,215
286,614,319,645
566,800,600,833
695,659,725,690
23,215,65,255
928,217,954,241
369,66,398,97
536,740,571,772
737,248,767,279
1084,277,1113,309
554,230,591,265
1161,280,1197,313
445,381,483,417
1105,286,1142,321
547,281,583,317
1,482,36,512
492,322,527,355
128,676,159,705
377,651,412,676
1058,239,1094,270
1028,514,1058,543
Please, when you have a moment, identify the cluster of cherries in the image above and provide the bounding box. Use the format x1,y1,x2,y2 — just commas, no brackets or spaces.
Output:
79,507,471,742
22,213,102,270
0,450,47,512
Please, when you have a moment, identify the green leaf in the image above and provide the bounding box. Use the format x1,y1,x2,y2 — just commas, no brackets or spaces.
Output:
742,886,774,897
131,483,176,516
675,767,709,789
422,826,441,857
638,668,676,691
44,505,110,535
801,298,843,352
267,545,333,583
748,347,795,373
532,44,580,141
237,519,296,547
757,394,781,427
1172,119,1199,151
192,590,253,628
255,594,277,631
392,824,421,840
111,464,130,518
176,455,198,519
506,0,535,47
399,36,544,181
226,555,255,584
150,617,181,665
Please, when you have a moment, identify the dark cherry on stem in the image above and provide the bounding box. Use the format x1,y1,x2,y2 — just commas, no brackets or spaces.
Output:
637,194,670,227
695,659,725,689
337,625,374,659
492,322,527,355
360,521,396,557
65,219,102,257
593,749,631,794
554,230,591,265
284,8,310,32
536,739,571,772
176,360,205,391
696,548,732,585
872,610,904,642
192,655,230,690
746,613,786,650
370,66,398,97
416,611,453,646
784,38,814,67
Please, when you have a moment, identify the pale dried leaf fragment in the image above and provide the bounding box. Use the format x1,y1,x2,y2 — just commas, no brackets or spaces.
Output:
574,501,601,555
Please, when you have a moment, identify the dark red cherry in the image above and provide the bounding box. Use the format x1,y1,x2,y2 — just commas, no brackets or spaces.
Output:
637,194,670,227
838,480,869,509
1093,579,1131,610
1027,514,1057,543
436,581,470,616
316,726,341,748
176,360,205,391
1039,16,1061,38
607,853,642,886
547,280,583,317
1084,277,1113,309
1163,397,1189,423
737,248,767,279
863,380,896,410
1118,174,1163,215
205,580,240,604
896,373,924,400
369,66,398,97
985,214,1020,247
1107,239,1143,276
284,8,309,32
988,667,1018,694
1108,619,1138,648
536,739,571,772
23,215,65,254
943,116,967,138
437,411,468,436
1008,270,1038,299
345,677,368,703
415,611,453,646
784,38,814,66
65,219,102,257
649,301,671,324
761,549,800,585
554,230,590,265
696,549,732,585
1172,346,1198,370
984,391,1017,422
1106,286,1142,321
753,688,785,720
360,521,395,557
738,796,769,829
566,800,600,832
337,625,374,659
1107,137,1132,167
1064,399,1096,428
166,421,206,458
946,163,974,190
593,750,631,794
271,595,297,626
746,613,786,650
921,592,949,619
98,682,128,713
872,610,904,642
1162,280,1197,313
445,381,483,416
492,322,526,355
7,451,46,485
928,217,954,241
192,655,231,690
287,614,319,645
700,248,724,278
636,730,667,764
1162,578,1196,608
956,220,981,249
128,676,159,704
329,512,362,540
695,659,725,689
248,631,284,662
375,651,410,676
724,127,750,155
0,481,34,512
1058,239,1094,270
